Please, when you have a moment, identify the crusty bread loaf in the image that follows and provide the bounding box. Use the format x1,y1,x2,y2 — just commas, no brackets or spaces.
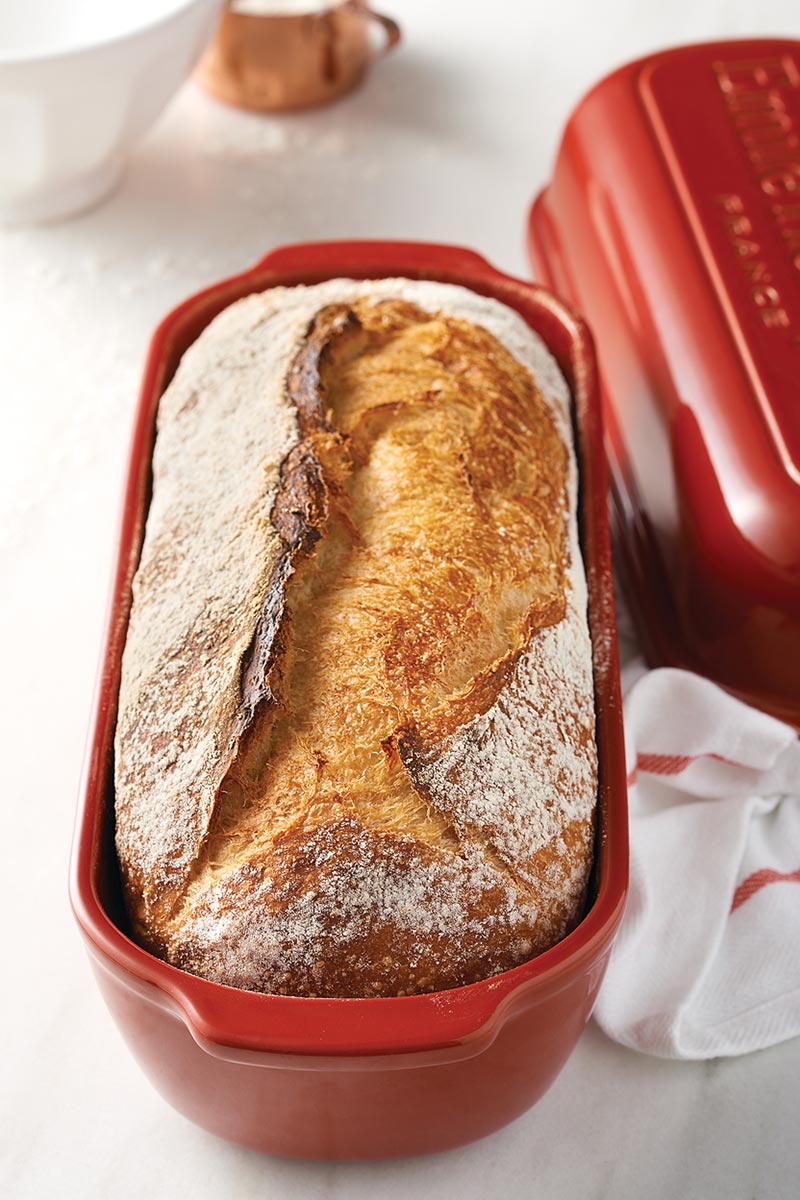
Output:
114,278,597,997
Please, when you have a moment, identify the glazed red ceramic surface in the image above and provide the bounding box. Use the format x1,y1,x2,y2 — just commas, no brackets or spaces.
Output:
70,241,627,1160
529,40,800,725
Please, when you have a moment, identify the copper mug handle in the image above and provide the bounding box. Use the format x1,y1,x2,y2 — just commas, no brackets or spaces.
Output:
362,8,401,61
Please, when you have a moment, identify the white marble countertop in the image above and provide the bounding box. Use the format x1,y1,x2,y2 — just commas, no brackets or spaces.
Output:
2,1,799,1196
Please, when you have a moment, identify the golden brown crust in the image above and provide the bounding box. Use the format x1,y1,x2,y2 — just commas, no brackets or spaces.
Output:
115,280,597,997
172,816,590,998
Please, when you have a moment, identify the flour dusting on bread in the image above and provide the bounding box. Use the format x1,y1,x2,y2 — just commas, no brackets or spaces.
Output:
114,278,597,996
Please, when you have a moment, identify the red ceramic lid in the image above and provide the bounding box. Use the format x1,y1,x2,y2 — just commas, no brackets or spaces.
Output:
529,39,800,724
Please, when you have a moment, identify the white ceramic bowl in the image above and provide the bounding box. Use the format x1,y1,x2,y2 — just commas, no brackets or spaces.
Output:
0,0,222,223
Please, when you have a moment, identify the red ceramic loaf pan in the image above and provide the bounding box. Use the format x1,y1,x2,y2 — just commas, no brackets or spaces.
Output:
70,241,627,1161
529,39,800,726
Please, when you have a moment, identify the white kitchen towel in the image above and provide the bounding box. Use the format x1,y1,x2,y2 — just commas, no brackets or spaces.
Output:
593,663,800,1059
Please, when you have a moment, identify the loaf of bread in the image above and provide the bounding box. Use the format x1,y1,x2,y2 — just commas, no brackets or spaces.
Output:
114,278,597,998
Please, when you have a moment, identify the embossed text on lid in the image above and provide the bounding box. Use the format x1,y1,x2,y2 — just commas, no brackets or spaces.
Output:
640,48,800,478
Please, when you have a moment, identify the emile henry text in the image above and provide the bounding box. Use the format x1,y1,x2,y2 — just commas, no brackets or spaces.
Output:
713,54,800,338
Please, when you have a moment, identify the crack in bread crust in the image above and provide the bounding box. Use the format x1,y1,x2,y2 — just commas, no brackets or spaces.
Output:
114,279,597,996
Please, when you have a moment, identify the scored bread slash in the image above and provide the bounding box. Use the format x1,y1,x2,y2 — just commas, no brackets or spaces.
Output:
114,277,597,997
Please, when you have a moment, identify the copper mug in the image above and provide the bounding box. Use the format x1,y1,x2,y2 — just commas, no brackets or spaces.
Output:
196,1,401,112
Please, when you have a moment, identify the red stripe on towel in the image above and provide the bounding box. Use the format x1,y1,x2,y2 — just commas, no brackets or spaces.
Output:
627,751,754,786
636,753,693,776
731,868,800,913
